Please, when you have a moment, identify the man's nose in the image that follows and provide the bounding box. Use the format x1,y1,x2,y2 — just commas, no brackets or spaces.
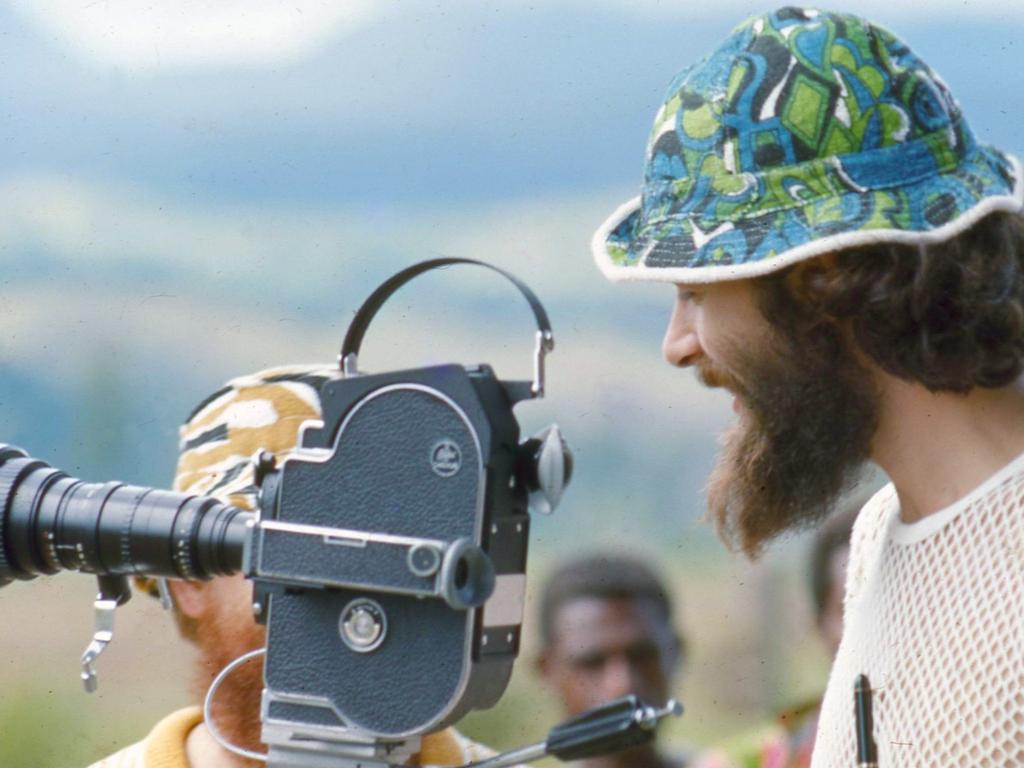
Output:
601,656,638,701
662,297,700,367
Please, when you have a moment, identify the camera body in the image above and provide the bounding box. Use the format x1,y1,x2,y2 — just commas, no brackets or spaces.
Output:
251,362,532,743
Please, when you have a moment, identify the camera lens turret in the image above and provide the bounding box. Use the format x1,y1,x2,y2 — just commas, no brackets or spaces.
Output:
0,444,251,587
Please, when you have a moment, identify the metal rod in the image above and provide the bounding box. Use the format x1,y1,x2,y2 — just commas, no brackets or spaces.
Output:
459,742,548,768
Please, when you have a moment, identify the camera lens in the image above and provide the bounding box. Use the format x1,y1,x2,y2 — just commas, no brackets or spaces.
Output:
0,444,251,586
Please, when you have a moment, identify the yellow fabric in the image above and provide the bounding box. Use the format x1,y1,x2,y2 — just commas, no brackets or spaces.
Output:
418,729,478,766
87,706,201,768
171,365,337,507
142,708,203,768
172,377,326,504
87,705,487,767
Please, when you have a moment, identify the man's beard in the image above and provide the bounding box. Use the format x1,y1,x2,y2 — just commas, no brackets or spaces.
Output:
193,605,267,764
701,327,878,558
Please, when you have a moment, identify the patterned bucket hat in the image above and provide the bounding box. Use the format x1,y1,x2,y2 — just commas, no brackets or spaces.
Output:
592,6,1024,284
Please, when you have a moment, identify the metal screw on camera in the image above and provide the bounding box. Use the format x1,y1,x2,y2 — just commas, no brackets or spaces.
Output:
407,543,443,577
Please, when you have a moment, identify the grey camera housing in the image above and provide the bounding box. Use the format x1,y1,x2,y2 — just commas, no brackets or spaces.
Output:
247,363,532,740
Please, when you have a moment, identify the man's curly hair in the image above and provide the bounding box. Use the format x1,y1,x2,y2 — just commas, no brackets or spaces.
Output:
758,211,1024,393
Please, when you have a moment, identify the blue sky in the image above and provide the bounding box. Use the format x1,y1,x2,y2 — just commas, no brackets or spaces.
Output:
3,1,1022,211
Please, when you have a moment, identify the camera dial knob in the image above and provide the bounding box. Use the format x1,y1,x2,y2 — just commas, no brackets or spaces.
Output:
520,425,573,515
339,598,387,653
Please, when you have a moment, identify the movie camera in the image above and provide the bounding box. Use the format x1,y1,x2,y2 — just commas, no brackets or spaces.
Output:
0,259,680,767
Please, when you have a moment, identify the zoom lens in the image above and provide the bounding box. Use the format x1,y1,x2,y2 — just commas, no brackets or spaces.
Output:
0,444,251,588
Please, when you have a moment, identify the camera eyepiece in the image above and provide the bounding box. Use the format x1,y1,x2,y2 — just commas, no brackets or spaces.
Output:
439,537,496,610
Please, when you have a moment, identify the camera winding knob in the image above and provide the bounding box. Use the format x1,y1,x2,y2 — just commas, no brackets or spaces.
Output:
339,598,387,653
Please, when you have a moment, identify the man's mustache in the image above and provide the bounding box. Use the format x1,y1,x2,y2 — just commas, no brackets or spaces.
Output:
695,358,746,396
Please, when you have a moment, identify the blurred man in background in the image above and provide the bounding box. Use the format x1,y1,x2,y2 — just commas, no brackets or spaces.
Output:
592,7,1024,764
761,506,859,767
91,365,496,768
697,506,858,768
805,506,857,664
536,552,690,768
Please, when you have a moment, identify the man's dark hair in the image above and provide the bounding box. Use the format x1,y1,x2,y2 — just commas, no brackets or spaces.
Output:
538,552,674,647
760,211,1024,394
708,210,1024,557
808,503,860,622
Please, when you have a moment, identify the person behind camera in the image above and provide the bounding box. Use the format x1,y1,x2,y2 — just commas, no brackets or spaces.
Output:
90,365,499,768
591,6,1024,764
536,553,691,768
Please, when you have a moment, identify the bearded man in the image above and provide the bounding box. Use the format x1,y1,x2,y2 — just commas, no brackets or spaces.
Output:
90,366,496,768
591,7,1024,766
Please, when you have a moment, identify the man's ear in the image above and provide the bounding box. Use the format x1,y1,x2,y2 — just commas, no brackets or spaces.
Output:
167,578,209,620
783,251,838,306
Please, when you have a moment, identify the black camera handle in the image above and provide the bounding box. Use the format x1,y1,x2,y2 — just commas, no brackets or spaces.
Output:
339,258,555,397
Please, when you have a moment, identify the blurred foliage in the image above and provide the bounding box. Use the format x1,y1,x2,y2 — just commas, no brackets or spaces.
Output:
0,680,147,768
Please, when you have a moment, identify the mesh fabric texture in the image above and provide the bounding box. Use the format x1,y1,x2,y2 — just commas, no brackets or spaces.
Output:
813,453,1024,766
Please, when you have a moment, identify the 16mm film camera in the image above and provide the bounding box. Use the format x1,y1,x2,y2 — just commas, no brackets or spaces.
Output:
0,259,679,767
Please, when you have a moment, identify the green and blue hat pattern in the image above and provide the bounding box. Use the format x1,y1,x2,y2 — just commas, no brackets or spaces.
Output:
593,7,1023,284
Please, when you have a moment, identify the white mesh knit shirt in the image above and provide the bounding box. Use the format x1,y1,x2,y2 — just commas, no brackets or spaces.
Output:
812,452,1024,767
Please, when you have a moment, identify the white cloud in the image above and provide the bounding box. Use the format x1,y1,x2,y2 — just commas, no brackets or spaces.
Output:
11,0,1021,76
8,0,383,72
585,0,1024,22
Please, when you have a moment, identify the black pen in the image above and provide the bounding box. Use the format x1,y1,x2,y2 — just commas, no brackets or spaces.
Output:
854,674,879,767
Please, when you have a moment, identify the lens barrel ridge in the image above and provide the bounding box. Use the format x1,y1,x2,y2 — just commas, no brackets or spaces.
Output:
0,444,251,586
0,445,30,586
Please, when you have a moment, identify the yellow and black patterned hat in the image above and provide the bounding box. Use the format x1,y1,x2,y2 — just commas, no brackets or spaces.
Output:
137,364,337,596
172,364,339,507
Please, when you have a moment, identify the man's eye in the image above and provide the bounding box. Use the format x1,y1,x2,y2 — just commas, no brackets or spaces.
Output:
572,655,605,671
678,289,703,304
627,645,660,666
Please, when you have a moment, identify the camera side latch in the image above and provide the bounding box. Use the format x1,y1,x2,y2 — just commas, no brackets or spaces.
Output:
79,574,132,693
519,424,573,516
